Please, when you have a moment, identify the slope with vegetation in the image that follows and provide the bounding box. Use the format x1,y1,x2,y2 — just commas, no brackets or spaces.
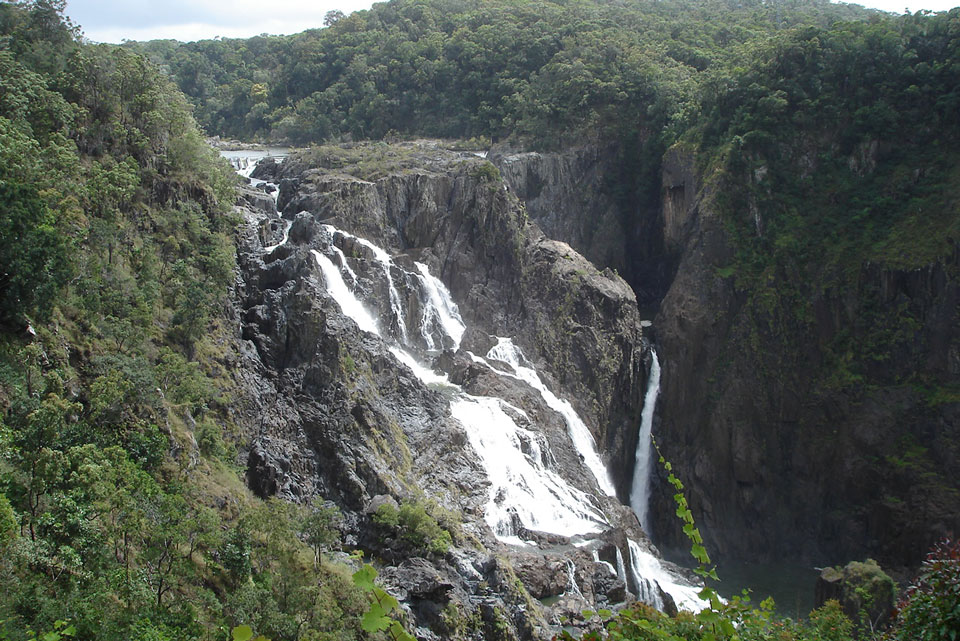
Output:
0,2,369,639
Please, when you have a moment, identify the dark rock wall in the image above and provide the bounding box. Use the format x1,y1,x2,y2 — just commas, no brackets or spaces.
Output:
488,142,959,573
648,150,960,571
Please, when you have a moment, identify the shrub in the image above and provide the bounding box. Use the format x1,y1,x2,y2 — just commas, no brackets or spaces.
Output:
373,500,452,556
889,538,960,641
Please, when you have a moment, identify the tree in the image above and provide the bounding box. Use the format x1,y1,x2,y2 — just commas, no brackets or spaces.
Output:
300,499,342,567
0,181,73,325
324,10,345,27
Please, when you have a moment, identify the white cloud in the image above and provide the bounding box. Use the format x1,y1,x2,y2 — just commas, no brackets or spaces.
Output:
65,0,377,43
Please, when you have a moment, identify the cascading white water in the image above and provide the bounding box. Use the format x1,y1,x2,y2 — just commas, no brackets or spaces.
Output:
564,559,584,598
592,549,618,577
236,155,704,613
484,338,617,496
322,225,409,342
311,250,380,335
630,350,661,532
451,394,608,538
263,219,293,253
415,262,466,351
628,539,703,612
328,243,358,284
615,547,627,584
307,222,608,539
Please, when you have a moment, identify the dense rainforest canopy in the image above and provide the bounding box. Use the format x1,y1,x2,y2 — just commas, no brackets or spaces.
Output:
127,0,878,146
1,0,959,640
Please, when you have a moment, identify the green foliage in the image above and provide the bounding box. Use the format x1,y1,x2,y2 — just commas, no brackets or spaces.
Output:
352,565,415,641
889,539,960,641
0,492,16,549
128,0,880,148
373,499,453,556
0,181,74,324
301,499,342,567
0,4,373,641
470,161,501,183
229,624,268,641
694,10,960,390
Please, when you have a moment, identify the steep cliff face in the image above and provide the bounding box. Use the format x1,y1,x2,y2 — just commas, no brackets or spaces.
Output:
486,140,959,575
649,149,960,571
489,147,628,278
268,146,647,499
490,145,675,307
228,142,698,639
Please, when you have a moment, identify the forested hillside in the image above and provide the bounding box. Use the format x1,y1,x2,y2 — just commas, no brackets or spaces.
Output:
127,0,876,146
0,2,370,639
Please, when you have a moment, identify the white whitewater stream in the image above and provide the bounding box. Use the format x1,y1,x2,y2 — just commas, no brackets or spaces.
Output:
234,154,704,613
630,350,661,532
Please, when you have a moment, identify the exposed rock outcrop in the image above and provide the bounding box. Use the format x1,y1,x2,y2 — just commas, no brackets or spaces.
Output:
224,142,688,639
814,560,896,633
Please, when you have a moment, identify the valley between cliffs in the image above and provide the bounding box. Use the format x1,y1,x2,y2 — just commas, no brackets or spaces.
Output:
490,141,960,577
222,136,958,639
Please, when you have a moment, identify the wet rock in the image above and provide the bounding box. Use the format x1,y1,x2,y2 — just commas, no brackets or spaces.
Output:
511,555,569,599
250,156,280,181
239,185,276,214
814,560,896,632
592,562,627,603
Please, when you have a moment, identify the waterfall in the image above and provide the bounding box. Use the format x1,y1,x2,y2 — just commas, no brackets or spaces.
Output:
415,262,466,351
564,559,584,599
322,225,409,343
630,350,661,532
592,549,618,577
451,395,608,538
628,539,704,613
313,221,609,539
484,338,616,496
615,546,627,584
263,219,292,253
235,155,706,614
311,250,380,336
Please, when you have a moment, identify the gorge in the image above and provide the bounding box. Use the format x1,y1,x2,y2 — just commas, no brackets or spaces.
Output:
229,142,706,636
3,1,959,638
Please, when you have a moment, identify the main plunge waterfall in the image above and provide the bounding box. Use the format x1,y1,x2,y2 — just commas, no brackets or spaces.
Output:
630,350,661,533
234,153,704,613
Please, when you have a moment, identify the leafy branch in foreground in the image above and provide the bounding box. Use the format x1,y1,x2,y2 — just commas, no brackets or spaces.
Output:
558,437,859,641
352,564,415,641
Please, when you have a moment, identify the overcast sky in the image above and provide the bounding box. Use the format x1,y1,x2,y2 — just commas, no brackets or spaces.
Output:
65,0,959,44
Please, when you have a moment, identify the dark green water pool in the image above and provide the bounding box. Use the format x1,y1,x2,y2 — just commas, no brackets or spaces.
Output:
707,560,822,620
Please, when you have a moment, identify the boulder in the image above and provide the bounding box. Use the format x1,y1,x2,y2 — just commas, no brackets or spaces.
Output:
814,559,896,633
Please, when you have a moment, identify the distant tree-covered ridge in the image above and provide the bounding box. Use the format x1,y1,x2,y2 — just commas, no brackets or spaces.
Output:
126,0,881,147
